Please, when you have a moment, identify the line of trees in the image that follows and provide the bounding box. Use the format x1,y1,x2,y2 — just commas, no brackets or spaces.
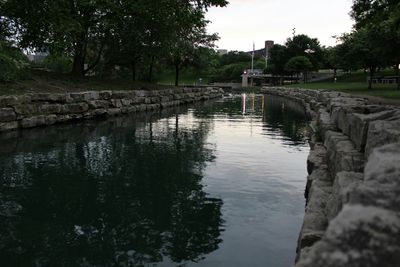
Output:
266,0,400,89
0,0,227,85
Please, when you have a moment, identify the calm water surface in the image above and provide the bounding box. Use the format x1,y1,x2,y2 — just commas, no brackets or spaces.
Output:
0,94,309,267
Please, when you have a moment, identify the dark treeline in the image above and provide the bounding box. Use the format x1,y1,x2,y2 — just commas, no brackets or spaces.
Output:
0,0,227,85
266,0,400,89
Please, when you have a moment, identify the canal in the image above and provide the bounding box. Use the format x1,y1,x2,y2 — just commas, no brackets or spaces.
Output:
0,94,309,267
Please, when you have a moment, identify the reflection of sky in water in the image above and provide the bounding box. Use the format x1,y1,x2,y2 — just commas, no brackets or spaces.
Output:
0,94,309,267
189,95,309,267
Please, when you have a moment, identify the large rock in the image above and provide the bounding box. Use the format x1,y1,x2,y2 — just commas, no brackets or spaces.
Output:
296,205,400,267
365,118,400,158
347,110,397,152
317,109,336,139
30,93,67,103
350,143,400,212
326,171,363,221
307,143,327,174
0,121,18,132
0,108,16,122
324,131,365,177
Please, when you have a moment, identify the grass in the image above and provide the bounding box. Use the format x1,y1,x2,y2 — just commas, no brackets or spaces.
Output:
0,69,179,96
156,70,210,86
283,69,400,100
285,82,400,100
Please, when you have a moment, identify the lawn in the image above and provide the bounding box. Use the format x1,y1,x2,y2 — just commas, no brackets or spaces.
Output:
0,69,178,96
284,82,400,99
283,69,400,100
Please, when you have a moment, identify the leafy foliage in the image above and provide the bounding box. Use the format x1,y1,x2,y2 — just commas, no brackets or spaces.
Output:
0,41,28,82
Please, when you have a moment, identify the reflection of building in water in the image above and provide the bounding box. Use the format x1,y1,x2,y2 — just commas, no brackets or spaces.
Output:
241,93,266,115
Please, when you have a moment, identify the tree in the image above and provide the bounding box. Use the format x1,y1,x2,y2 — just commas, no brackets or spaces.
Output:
285,34,323,70
3,0,109,76
285,56,313,83
2,0,227,79
266,44,289,77
351,0,400,89
219,51,251,65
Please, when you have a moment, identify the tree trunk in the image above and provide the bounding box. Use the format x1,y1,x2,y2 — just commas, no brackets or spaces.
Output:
148,55,155,82
175,63,180,86
396,64,399,90
131,61,136,81
71,32,88,77
368,66,375,90
72,51,85,77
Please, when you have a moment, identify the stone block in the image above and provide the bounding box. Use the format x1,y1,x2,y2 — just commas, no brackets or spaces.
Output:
0,121,18,132
62,103,89,114
112,91,134,99
84,109,107,118
106,108,122,116
146,104,160,111
20,116,46,128
121,99,133,106
134,90,148,97
326,172,363,221
365,118,400,157
121,106,136,114
307,143,327,174
317,109,336,139
39,104,63,114
69,92,99,102
0,108,16,122
14,104,39,118
88,100,110,109
30,93,67,103
150,97,160,104
324,131,365,176
99,91,112,100
350,143,400,212
110,99,123,108
347,110,397,152
296,205,400,267
0,95,31,107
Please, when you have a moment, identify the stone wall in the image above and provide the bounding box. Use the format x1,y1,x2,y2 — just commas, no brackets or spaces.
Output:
0,87,223,132
261,87,400,267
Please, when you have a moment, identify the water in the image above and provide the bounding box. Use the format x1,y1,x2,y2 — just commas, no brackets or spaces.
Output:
0,94,309,267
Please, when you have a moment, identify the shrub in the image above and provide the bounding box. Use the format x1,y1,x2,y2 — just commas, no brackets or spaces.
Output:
0,41,29,82
42,54,72,73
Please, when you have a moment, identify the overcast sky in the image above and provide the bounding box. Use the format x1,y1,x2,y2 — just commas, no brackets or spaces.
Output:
205,0,354,51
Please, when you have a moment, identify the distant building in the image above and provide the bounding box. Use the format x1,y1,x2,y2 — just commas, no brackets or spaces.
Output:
243,69,263,75
246,40,275,58
218,49,228,56
265,40,274,59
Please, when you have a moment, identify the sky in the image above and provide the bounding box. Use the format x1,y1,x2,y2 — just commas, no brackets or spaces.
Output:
205,0,354,51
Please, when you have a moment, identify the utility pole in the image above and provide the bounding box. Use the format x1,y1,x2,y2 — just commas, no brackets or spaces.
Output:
251,42,255,73
251,42,255,86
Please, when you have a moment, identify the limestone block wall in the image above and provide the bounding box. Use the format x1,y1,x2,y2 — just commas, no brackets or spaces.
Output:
261,87,400,267
0,87,223,132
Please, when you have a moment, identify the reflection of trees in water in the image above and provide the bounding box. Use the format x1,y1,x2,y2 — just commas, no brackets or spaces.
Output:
262,95,309,145
190,95,308,146
0,107,223,267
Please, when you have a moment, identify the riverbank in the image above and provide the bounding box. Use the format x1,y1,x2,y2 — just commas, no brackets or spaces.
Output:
261,87,400,266
0,87,223,132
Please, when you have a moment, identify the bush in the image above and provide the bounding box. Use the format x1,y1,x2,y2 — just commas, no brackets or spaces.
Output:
0,52,20,82
0,41,29,82
42,55,72,73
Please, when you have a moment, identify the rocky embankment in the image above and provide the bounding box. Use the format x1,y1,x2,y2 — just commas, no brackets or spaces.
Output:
261,87,400,267
0,87,223,132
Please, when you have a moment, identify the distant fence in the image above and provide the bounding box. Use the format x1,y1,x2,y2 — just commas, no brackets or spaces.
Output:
367,76,399,84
